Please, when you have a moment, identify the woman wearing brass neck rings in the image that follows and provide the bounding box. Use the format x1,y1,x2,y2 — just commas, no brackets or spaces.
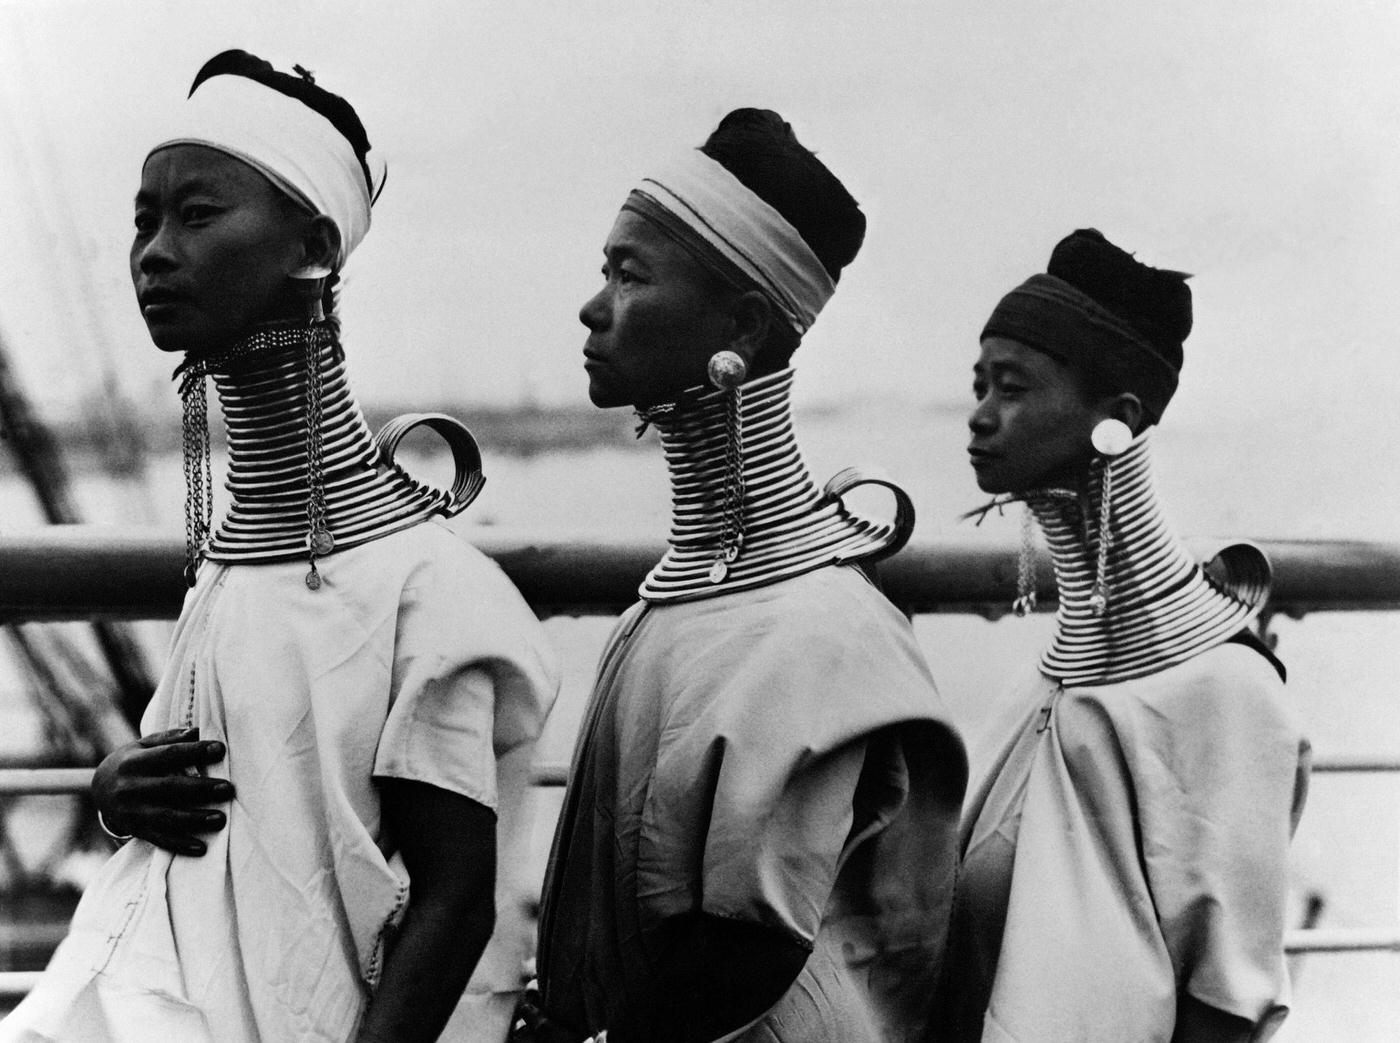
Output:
520,110,967,1043
933,230,1310,1042
4,52,557,1043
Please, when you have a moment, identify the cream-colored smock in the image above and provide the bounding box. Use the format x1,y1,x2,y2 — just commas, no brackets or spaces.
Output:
939,641,1309,1043
3,521,558,1043
538,565,967,1043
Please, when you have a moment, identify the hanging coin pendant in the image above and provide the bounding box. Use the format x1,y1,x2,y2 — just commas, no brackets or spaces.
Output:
306,566,322,591
708,560,728,584
723,545,740,563
1088,591,1107,616
308,528,335,557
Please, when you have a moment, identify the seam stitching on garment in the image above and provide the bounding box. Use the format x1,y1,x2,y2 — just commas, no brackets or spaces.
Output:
364,878,410,988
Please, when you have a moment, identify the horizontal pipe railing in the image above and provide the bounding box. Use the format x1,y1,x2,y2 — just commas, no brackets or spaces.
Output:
3,527,1399,623
1306,755,1400,774
1284,928,1400,954
0,755,1388,798
0,768,92,796
2,526,1399,1001
0,764,568,796
1,972,41,1000
4,932,1397,1002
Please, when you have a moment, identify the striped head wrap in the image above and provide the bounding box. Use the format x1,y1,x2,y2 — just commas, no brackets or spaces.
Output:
147,50,386,274
625,150,837,334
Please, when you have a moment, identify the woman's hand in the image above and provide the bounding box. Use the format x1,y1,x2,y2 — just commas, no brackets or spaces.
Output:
91,727,234,856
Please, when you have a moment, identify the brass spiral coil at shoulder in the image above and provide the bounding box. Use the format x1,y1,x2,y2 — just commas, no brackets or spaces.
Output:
198,329,481,568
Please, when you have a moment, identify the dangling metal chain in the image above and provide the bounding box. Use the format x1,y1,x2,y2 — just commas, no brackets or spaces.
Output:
964,490,1076,616
708,386,746,584
178,364,213,587
1088,459,1114,616
304,324,334,590
1013,502,1038,616
176,329,294,588
176,322,341,589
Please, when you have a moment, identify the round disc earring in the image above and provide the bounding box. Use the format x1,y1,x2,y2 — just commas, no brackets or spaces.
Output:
707,350,748,391
1091,418,1133,457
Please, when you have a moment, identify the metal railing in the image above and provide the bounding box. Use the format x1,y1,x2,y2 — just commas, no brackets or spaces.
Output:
3,526,1399,1000
5,527,1400,622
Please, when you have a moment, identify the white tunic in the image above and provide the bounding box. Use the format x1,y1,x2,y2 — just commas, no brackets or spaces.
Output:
538,565,966,1042
939,643,1309,1042
3,521,558,1043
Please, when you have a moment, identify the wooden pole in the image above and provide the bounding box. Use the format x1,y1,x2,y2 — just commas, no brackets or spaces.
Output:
0,324,154,731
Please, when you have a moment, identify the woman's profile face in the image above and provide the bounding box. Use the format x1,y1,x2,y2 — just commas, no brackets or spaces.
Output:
967,336,1098,494
131,144,309,355
578,210,734,408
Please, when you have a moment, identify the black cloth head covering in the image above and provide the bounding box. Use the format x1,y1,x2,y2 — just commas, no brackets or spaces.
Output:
189,49,377,199
699,108,866,283
981,228,1192,421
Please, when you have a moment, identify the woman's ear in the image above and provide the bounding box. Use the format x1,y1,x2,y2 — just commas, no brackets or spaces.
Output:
290,215,341,282
725,290,774,369
1104,392,1145,435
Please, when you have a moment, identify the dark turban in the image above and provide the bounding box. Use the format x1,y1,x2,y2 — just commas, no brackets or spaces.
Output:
699,108,866,283
981,228,1191,422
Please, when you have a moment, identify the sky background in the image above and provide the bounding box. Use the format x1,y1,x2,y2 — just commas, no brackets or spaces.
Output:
1,0,1398,437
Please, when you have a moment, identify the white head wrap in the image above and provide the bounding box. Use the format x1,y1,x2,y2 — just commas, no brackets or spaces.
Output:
147,73,385,271
634,150,836,334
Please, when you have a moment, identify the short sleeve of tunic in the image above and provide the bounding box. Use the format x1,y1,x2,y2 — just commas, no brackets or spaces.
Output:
638,569,965,949
374,522,559,810
1119,643,1310,1022
699,734,869,947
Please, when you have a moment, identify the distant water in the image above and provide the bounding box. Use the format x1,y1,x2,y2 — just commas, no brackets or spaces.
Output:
2,404,1397,1039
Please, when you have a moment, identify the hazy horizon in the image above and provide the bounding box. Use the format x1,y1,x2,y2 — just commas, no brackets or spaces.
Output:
2,2,1397,422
